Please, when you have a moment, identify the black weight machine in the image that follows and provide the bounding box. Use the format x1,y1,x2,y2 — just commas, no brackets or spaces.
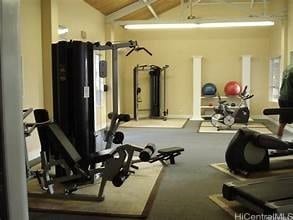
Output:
47,40,184,201
133,64,169,121
52,40,143,161
26,108,183,201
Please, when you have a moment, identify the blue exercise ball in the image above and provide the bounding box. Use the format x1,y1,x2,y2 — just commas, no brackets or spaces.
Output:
202,83,217,96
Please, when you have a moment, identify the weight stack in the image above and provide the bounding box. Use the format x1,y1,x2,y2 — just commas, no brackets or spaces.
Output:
52,41,95,171
149,66,161,117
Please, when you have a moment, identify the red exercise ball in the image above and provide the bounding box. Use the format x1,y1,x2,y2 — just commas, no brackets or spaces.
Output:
224,81,241,96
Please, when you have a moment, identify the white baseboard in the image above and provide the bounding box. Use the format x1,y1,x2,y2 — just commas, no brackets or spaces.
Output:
190,117,204,121
127,113,191,119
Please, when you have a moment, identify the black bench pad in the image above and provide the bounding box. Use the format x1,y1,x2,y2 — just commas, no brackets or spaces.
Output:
158,147,184,154
108,112,130,122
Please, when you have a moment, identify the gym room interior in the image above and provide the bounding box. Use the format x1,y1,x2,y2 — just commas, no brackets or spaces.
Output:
1,0,293,219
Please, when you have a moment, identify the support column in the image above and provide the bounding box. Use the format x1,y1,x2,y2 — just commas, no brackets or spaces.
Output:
0,0,29,219
105,24,114,117
191,56,203,121
41,0,58,116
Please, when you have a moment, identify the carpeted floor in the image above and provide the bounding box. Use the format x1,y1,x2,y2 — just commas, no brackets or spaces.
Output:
198,121,272,134
28,162,163,218
30,119,293,220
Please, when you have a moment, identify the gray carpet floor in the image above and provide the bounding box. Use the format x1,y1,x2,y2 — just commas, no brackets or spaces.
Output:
30,120,293,220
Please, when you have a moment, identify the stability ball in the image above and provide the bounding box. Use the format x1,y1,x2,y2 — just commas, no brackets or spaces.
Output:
224,81,241,96
202,83,217,96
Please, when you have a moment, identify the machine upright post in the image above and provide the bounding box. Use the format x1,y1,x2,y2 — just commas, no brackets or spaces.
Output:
133,66,138,120
163,66,166,118
112,48,119,115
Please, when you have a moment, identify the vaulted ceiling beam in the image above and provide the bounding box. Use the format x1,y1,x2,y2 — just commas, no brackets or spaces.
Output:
106,0,158,22
141,0,158,19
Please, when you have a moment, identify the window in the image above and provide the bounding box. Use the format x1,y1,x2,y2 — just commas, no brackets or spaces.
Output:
269,56,281,102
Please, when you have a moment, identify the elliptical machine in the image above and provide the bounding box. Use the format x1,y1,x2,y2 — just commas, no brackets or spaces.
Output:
225,107,293,174
211,86,254,130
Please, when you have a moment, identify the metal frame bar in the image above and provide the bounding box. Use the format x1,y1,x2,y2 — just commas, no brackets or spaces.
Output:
116,16,275,26
94,41,137,116
178,0,270,19
187,0,267,5
133,65,139,120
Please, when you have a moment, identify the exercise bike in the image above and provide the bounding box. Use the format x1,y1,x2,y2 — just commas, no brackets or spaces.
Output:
210,86,254,130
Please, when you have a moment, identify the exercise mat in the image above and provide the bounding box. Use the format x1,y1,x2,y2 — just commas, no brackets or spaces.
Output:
198,121,272,134
120,118,188,128
210,158,293,181
209,194,250,218
28,162,163,218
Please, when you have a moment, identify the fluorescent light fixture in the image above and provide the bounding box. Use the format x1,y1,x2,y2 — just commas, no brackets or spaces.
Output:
199,21,275,28
124,21,274,30
58,25,69,35
125,23,197,29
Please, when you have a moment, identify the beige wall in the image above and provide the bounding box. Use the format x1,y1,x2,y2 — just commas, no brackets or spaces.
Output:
267,0,288,109
21,0,43,159
114,1,291,117
118,28,270,116
269,23,283,58
21,0,107,159
57,0,105,42
41,0,57,116
57,0,108,125
41,0,107,115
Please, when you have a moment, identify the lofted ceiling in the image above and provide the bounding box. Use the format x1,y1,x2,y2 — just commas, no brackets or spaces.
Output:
84,0,269,22
119,0,181,20
84,0,138,15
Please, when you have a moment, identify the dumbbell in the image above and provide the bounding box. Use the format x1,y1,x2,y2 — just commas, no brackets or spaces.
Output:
113,131,124,144
112,171,129,187
139,143,156,162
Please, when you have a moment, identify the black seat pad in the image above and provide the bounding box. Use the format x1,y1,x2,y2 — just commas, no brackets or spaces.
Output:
158,147,184,154
89,148,116,163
